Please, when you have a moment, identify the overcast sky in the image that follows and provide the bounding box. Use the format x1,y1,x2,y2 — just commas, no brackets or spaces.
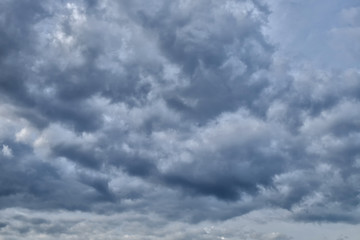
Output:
0,0,360,239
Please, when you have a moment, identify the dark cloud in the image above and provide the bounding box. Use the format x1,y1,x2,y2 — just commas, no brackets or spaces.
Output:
0,0,360,239
52,143,103,169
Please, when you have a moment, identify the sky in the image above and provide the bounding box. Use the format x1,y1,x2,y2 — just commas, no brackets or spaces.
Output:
0,0,360,239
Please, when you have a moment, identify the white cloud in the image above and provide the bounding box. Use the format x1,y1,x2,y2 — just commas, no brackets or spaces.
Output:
1,144,13,158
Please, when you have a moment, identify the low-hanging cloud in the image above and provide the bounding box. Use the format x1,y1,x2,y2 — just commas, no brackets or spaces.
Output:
1,0,360,239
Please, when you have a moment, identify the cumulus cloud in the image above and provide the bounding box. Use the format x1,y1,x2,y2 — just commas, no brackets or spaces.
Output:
0,0,360,239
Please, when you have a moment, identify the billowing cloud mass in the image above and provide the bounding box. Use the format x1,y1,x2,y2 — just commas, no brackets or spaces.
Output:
0,0,360,239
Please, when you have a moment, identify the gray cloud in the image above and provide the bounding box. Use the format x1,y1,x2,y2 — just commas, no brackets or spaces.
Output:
0,0,360,239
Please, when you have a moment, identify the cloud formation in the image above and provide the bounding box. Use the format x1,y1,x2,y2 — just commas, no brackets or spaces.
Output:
0,0,360,239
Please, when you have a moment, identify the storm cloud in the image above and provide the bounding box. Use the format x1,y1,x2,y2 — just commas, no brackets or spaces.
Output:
0,0,360,239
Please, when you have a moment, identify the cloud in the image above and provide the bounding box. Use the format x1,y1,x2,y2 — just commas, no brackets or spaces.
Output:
0,208,296,240
1,145,13,158
0,0,360,239
266,0,360,68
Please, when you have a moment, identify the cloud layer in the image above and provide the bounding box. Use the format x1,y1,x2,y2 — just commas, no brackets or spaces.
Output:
0,0,360,239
